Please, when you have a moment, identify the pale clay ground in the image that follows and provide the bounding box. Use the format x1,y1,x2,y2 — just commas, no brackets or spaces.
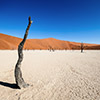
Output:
0,50,100,100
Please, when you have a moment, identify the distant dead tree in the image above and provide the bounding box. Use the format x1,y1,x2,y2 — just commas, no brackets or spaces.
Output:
81,42,84,53
49,45,52,52
14,16,32,89
52,49,55,52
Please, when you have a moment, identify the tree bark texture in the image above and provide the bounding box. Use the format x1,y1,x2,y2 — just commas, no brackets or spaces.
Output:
15,16,32,89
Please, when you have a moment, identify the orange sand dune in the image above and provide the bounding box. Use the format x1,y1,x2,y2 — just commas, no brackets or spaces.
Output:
0,33,100,50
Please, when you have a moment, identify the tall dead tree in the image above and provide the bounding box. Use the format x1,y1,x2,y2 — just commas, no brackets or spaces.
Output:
14,16,32,89
81,42,84,53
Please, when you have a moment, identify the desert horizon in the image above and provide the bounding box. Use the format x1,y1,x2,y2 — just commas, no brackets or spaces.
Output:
0,33,100,50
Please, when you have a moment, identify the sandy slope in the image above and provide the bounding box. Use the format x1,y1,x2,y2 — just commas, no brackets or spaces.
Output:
0,33,100,50
0,50,100,100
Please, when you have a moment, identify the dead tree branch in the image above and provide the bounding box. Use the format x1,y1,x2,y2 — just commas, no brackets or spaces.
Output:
81,42,84,53
14,16,32,89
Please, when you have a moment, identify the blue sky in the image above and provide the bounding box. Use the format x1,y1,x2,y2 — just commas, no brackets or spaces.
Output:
0,0,100,44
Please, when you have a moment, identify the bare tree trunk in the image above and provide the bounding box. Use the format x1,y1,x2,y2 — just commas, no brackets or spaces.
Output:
81,42,84,53
15,16,32,89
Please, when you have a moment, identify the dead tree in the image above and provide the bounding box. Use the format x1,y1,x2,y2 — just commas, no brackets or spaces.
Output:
81,42,84,53
14,16,32,89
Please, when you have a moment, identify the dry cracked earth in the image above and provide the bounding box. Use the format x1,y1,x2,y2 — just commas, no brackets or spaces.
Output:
0,50,100,100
